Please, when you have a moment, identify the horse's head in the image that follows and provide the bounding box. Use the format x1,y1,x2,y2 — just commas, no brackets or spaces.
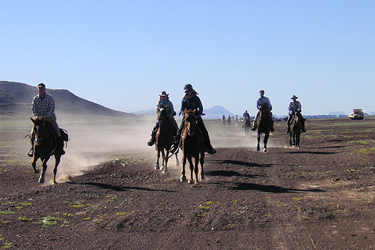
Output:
30,117,47,146
184,109,197,123
157,105,168,121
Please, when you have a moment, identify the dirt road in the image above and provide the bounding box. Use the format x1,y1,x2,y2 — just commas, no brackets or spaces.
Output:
1,117,375,249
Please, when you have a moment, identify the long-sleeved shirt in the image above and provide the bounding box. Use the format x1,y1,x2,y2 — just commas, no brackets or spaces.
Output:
32,93,57,120
256,96,272,110
288,101,302,114
157,99,175,118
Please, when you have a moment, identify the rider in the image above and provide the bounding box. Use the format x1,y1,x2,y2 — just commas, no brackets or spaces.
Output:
251,90,275,132
147,91,179,146
243,110,250,120
28,83,65,157
287,95,307,133
170,84,216,154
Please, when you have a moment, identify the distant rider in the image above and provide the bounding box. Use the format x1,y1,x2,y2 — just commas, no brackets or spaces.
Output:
287,95,307,133
147,91,179,146
28,83,65,157
251,90,274,132
170,84,216,154
243,110,250,120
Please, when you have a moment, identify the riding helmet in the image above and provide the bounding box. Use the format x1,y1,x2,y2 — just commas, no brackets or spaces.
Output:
184,84,193,92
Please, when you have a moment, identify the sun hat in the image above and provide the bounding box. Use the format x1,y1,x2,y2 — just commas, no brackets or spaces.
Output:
291,95,298,99
160,91,169,97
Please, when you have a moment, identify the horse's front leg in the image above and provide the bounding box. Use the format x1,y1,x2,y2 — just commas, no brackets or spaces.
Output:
193,155,199,184
256,134,261,151
162,149,168,174
52,155,61,185
31,155,39,174
175,153,180,167
263,133,269,152
188,156,194,184
289,132,293,147
155,149,160,170
200,152,205,181
39,156,50,184
180,153,187,182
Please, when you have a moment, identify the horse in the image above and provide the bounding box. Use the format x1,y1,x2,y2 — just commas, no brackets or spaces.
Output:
255,105,272,152
243,116,251,135
180,109,205,185
154,106,179,173
30,117,63,184
288,112,303,149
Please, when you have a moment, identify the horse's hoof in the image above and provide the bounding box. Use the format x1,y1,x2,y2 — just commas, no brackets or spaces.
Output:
263,149,267,152
256,148,260,151
180,176,187,182
155,165,160,170
33,169,40,174
162,168,167,174
192,182,200,188
38,178,44,184
188,179,194,184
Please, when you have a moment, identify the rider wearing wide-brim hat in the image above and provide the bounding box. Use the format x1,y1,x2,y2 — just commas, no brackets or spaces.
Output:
170,84,216,154
147,91,179,146
287,95,307,133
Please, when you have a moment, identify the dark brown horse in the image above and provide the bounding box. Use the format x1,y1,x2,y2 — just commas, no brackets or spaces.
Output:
154,106,179,173
180,109,205,185
288,112,302,149
255,105,272,152
30,117,63,184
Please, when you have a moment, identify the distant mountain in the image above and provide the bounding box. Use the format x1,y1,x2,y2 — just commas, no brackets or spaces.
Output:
203,105,235,119
0,81,133,117
132,105,235,119
328,111,347,116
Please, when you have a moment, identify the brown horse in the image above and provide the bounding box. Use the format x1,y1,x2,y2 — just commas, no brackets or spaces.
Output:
154,106,179,173
289,112,303,149
180,109,205,185
30,117,63,184
255,105,272,152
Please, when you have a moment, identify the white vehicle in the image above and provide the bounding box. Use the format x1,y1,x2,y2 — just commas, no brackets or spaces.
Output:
348,109,364,120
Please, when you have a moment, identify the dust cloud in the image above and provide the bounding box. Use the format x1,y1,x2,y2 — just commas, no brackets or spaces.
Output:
57,114,157,180
42,115,284,183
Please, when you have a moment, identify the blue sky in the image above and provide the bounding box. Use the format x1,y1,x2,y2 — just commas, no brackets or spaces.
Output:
1,0,374,116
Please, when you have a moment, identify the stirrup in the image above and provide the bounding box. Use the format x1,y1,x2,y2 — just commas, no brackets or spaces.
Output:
147,138,155,146
27,150,33,157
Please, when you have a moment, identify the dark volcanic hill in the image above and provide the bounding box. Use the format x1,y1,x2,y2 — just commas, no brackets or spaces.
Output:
0,81,133,117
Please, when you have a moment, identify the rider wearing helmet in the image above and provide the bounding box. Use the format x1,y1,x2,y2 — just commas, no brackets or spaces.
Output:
170,84,216,154
287,95,307,133
147,91,178,146
251,90,275,132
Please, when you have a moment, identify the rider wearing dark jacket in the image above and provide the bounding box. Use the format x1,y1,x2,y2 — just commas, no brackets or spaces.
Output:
170,84,216,154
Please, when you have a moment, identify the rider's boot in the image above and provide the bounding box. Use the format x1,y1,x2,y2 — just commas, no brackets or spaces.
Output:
27,148,33,157
270,121,275,132
57,136,65,155
170,137,180,154
147,129,157,146
251,119,257,131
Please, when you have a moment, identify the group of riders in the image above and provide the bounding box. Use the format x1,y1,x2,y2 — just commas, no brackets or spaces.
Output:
27,83,306,158
147,86,307,156
244,90,306,133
